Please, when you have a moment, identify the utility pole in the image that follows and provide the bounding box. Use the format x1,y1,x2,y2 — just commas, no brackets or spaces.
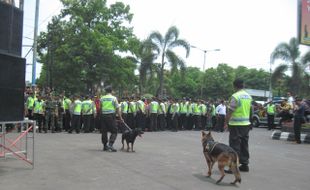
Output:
190,45,220,98
31,0,40,86
269,58,272,101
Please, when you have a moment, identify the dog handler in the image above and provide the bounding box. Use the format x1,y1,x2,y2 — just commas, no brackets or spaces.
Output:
100,86,123,152
225,79,252,172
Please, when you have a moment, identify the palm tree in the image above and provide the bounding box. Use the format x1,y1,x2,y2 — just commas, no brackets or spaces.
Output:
126,40,157,95
270,37,305,95
145,26,190,97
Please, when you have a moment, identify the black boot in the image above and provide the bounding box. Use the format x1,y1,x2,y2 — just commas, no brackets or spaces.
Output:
239,164,249,172
103,144,109,151
107,143,117,152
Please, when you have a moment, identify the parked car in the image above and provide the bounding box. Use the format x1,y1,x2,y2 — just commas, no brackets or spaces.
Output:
251,103,283,128
272,96,286,105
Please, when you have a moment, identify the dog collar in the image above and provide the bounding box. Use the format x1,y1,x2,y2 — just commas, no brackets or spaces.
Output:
204,141,218,154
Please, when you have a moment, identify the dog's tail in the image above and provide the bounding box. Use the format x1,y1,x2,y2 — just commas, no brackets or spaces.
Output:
229,152,241,184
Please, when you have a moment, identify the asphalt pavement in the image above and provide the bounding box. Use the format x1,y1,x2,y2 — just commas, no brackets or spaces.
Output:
1,128,309,190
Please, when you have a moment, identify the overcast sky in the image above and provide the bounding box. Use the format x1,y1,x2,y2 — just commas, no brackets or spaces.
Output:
23,0,308,82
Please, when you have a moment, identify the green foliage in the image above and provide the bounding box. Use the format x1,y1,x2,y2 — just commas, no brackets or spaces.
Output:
166,64,271,100
270,37,310,96
37,0,136,94
202,64,235,99
167,67,199,98
146,26,190,97
235,66,269,90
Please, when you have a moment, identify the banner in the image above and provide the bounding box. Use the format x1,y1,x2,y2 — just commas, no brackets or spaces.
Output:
299,0,310,46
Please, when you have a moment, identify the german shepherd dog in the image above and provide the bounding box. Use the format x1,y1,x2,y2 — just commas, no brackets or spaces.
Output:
121,128,144,152
201,131,241,184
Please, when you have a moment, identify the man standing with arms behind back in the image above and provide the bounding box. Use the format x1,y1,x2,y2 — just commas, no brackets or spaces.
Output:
225,79,252,172
100,86,123,152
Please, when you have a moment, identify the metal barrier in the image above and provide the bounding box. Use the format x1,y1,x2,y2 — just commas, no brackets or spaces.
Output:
0,120,35,168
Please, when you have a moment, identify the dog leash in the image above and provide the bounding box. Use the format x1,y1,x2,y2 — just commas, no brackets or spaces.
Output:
121,120,133,132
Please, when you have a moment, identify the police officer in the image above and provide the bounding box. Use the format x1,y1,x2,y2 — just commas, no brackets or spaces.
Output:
210,101,217,130
100,86,122,152
136,97,146,129
266,101,276,130
293,97,305,144
225,79,252,172
55,95,63,132
170,98,179,132
120,97,129,124
179,98,188,130
157,98,166,131
44,94,58,133
127,96,137,129
200,100,208,130
33,95,44,133
26,91,35,120
70,95,82,133
82,95,96,133
149,97,159,131
62,94,72,132
192,99,201,130
186,98,193,130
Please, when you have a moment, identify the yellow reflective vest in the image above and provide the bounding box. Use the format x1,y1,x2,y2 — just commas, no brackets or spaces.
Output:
229,90,252,126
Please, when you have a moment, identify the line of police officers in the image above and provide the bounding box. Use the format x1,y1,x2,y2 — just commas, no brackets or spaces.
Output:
119,96,218,132
25,91,220,135
25,92,96,134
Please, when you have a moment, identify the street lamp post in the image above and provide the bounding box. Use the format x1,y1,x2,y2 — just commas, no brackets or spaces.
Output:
32,0,40,86
191,45,220,98
269,60,272,100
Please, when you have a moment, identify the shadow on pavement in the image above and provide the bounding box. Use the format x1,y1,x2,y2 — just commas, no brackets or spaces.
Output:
192,173,238,187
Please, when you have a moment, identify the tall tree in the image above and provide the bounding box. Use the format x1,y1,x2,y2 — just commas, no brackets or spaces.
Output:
145,26,190,97
270,37,304,94
235,66,269,90
203,64,235,99
37,0,136,94
125,39,157,95
169,67,201,98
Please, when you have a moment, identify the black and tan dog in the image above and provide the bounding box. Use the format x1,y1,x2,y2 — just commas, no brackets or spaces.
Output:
201,131,241,184
121,128,144,152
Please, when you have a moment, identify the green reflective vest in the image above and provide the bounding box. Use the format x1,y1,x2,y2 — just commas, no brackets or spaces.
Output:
63,98,71,110
201,104,207,115
128,101,137,113
33,100,44,114
170,103,178,114
101,94,117,114
27,96,35,110
229,90,252,126
150,101,159,114
211,105,216,116
73,100,82,115
121,101,128,113
82,100,93,115
187,103,193,114
192,103,200,115
267,104,275,115
180,102,188,114
137,100,145,113
158,103,165,114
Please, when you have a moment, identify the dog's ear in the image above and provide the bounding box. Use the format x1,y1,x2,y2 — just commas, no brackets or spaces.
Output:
201,130,206,136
